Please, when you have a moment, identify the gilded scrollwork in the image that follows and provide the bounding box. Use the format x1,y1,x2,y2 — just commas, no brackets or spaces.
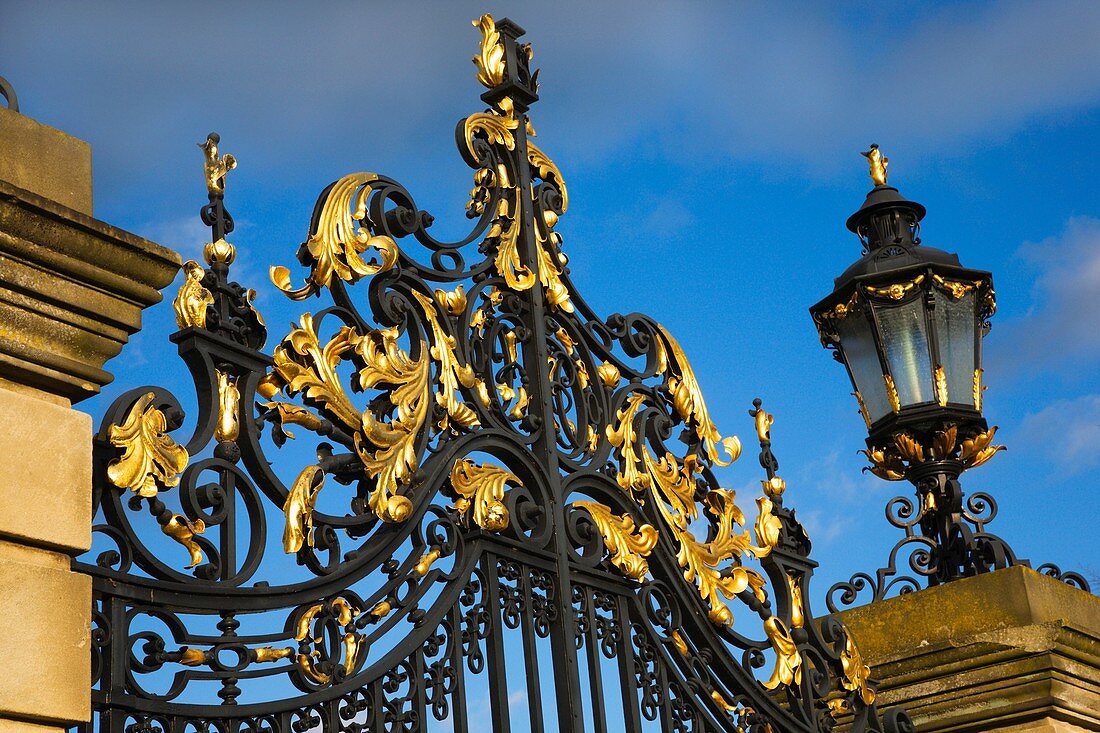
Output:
107,392,189,498
270,173,399,300
162,513,206,569
447,458,519,531
294,597,363,685
861,424,1005,480
838,624,875,706
283,465,324,554
472,14,506,89
658,325,742,467
573,501,658,580
83,15,908,731
761,616,802,690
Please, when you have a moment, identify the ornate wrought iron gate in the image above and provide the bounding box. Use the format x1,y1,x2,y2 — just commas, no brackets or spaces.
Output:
75,16,913,733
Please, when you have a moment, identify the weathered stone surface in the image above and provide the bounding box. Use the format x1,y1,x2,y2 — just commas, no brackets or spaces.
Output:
3,720,73,733
0,540,91,725
0,178,180,401
841,566,1100,732
0,107,92,215
0,386,91,554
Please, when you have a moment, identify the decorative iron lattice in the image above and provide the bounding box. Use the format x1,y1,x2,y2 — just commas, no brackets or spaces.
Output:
75,15,914,733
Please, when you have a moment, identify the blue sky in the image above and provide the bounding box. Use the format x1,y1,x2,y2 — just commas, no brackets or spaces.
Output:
3,0,1098,600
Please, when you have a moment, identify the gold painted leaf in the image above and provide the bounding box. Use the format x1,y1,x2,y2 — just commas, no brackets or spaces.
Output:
762,616,802,690
107,392,189,498
931,425,958,460
574,500,658,580
449,458,520,531
271,173,399,299
657,325,741,466
471,14,505,88
271,314,362,431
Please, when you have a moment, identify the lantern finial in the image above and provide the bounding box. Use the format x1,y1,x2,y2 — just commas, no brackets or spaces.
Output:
861,144,888,187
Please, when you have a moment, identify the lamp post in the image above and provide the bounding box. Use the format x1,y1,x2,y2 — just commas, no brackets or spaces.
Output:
810,146,1023,599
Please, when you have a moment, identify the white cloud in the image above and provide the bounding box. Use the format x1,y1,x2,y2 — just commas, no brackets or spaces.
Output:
1017,394,1100,475
996,217,1100,371
3,0,1099,184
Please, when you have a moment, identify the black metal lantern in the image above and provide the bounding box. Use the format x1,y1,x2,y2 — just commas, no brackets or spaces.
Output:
811,146,995,451
810,146,1014,594
810,149,1091,607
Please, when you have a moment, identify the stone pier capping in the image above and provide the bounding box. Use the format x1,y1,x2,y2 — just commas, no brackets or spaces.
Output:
0,178,180,401
840,565,1100,733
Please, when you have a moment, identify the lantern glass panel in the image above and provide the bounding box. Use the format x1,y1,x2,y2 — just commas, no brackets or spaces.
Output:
835,311,892,421
878,300,933,407
933,290,977,406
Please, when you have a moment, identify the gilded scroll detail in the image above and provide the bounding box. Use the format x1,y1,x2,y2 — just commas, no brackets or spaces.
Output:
283,465,324,554
838,624,875,706
448,458,519,531
573,501,658,580
472,14,505,88
271,173,399,300
294,598,362,685
761,616,802,690
107,392,189,498
162,513,206,569
658,325,742,467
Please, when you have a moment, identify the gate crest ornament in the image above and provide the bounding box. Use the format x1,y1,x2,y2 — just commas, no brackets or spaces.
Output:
79,14,913,733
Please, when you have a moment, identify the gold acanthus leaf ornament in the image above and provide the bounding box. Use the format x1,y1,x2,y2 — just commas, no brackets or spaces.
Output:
266,312,432,524
269,314,363,432
862,425,1004,482
573,501,658,581
259,402,323,440
173,260,213,329
485,180,533,292
657,325,742,466
353,325,430,524
271,172,399,300
958,426,1005,469
107,392,189,498
411,289,481,431
933,364,949,407
838,624,876,706
472,14,505,89
668,488,771,627
283,465,324,554
448,458,520,531
761,616,802,690
860,447,906,481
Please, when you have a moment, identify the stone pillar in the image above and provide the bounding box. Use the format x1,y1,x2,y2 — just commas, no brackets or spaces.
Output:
0,99,179,729
841,566,1100,732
